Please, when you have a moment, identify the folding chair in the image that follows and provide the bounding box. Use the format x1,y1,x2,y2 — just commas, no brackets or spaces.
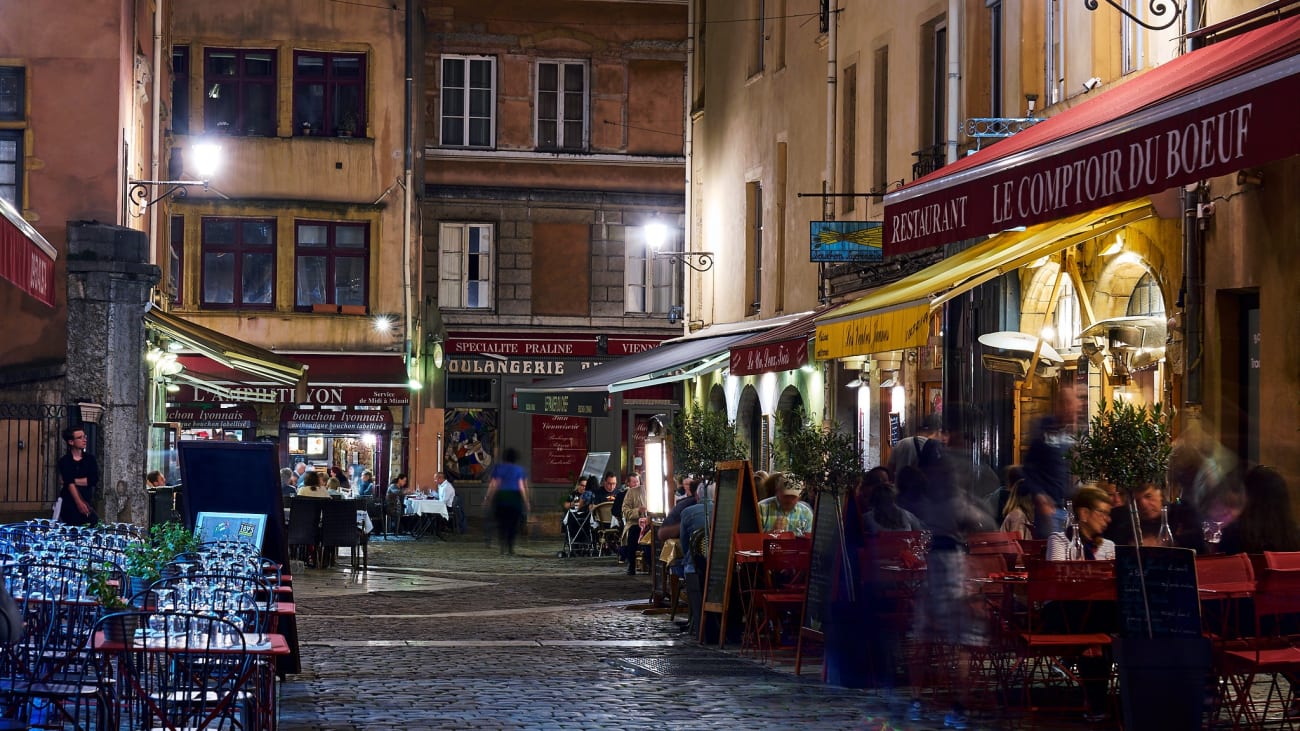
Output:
1217,568,1300,728
751,537,812,663
1263,551,1300,570
1007,559,1117,716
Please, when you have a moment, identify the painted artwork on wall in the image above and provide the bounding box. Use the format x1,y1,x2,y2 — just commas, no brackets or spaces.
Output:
444,408,497,482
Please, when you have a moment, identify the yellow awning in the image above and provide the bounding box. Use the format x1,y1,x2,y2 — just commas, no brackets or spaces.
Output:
144,307,308,402
814,199,1152,360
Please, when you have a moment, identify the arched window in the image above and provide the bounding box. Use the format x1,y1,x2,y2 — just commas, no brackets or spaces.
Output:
1127,272,1165,317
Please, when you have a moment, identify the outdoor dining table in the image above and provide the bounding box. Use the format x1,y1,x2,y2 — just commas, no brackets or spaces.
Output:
93,629,290,731
405,498,449,539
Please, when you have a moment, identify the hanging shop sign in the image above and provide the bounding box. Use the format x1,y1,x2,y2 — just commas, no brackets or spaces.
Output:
809,221,883,262
513,390,611,418
730,337,809,376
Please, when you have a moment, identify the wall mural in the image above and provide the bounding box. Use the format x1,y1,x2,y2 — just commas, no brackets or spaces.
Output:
444,408,497,482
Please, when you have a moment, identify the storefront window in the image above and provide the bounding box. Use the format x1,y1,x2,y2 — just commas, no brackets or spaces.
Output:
1053,278,1081,352
1126,273,1165,317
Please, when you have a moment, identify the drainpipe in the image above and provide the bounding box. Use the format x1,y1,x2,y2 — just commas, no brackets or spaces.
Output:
403,0,416,378
148,0,165,265
946,0,960,164
682,0,695,336
1183,2,1203,407
823,0,837,222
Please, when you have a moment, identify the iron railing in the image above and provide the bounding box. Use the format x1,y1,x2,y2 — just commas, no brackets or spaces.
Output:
0,403,66,514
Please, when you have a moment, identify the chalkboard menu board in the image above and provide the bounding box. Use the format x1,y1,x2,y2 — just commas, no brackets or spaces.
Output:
700,461,759,645
888,413,902,445
1115,545,1201,639
800,492,843,636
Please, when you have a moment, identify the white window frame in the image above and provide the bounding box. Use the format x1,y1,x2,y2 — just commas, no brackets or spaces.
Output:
1053,277,1081,353
534,59,588,151
440,55,496,148
1121,0,1145,75
439,222,494,310
1045,0,1065,105
624,226,676,315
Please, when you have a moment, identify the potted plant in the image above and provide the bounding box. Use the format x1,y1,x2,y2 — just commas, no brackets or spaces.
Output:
667,403,747,479
86,563,136,643
338,112,358,138
1069,398,1174,508
124,522,202,596
774,409,861,499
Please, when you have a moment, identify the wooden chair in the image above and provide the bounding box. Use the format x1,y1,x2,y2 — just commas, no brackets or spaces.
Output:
1217,568,1300,728
1007,559,1117,715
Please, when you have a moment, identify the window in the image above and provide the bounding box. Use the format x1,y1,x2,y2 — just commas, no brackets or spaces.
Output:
745,181,763,313
749,0,766,77
0,66,25,208
1121,0,1144,74
692,0,707,111
872,47,889,192
1127,273,1165,317
204,49,277,136
988,0,1003,117
172,48,190,134
535,61,587,151
0,66,22,121
295,221,369,310
1046,0,1065,104
439,223,493,309
170,215,184,305
928,19,947,151
200,217,275,308
294,52,366,137
625,226,676,314
0,131,20,208
840,63,857,214
441,55,495,148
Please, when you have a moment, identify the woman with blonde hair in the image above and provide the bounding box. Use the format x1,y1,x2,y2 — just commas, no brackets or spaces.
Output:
999,479,1035,540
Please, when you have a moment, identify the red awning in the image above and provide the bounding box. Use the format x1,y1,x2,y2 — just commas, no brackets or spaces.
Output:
884,15,1300,255
175,352,409,406
0,199,56,307
729,308,828,376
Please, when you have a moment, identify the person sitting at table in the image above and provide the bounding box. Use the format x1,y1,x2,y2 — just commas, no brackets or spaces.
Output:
592,472,621,505
1044,485,1116,722
1104,483,1205,553
656,477,696,542
326,476,345,498
1217,465,1300,555
297,471,330,499
999,478,1035,541
756,473,813,536
357,470,376,498
280,468,298,500
863,478,925,535
385,473,410,535
328,466,350,492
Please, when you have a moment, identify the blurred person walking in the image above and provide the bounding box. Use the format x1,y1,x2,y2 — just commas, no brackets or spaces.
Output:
485,448,530,556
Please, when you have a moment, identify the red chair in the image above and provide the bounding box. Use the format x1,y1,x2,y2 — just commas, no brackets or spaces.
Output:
1217,568,1300,727
1263,551,1300,570
1197,553,1257,643
1007,559,1117,715
751,537,811,663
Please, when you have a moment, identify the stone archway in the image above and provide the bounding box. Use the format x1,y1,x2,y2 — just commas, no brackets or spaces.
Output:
775,384,805,437
707,383,727,413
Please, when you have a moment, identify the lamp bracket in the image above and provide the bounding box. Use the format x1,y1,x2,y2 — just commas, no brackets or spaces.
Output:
1083,0,1182,31
128,179,208,217
652,250,716,272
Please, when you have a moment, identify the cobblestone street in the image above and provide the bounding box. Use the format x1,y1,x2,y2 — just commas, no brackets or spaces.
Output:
279,534,1107,731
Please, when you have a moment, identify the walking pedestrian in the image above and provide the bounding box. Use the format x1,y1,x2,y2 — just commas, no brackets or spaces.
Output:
484,448,530,555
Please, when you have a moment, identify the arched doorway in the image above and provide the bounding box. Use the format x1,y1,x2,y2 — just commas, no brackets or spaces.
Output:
775,385,805,439
707,383,727,413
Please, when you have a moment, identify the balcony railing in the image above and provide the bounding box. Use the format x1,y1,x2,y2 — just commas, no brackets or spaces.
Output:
964,116,1043,151
911,144,946,180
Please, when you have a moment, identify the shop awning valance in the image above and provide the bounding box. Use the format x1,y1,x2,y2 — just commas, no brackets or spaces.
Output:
514,331,763,417
884,15,1300,255
815,198,1152,360
728,308,830,376
144,306,308,402
0,198,56,308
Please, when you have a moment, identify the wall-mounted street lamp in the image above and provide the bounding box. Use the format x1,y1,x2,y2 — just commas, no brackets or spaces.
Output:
128,141,222,216
645,217,715,272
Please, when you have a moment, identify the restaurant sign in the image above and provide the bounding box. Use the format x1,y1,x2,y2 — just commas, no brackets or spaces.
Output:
809,221,883,262
280,408,394,433
448,332,664,357
885,57,1300,254
171,384,408,406
730,337,809,376
165,405,258,429
0,200,56,307
514,390,611,418
815,302,931,360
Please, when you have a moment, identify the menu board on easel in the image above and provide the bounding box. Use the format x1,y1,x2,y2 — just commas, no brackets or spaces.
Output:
700,460,760,646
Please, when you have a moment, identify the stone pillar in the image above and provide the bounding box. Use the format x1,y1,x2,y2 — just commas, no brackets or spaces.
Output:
65,221,159,526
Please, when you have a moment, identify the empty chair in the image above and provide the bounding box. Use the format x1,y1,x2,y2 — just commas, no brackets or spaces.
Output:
1262,551,1300,570
319,499,365,570
285,498,326,566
